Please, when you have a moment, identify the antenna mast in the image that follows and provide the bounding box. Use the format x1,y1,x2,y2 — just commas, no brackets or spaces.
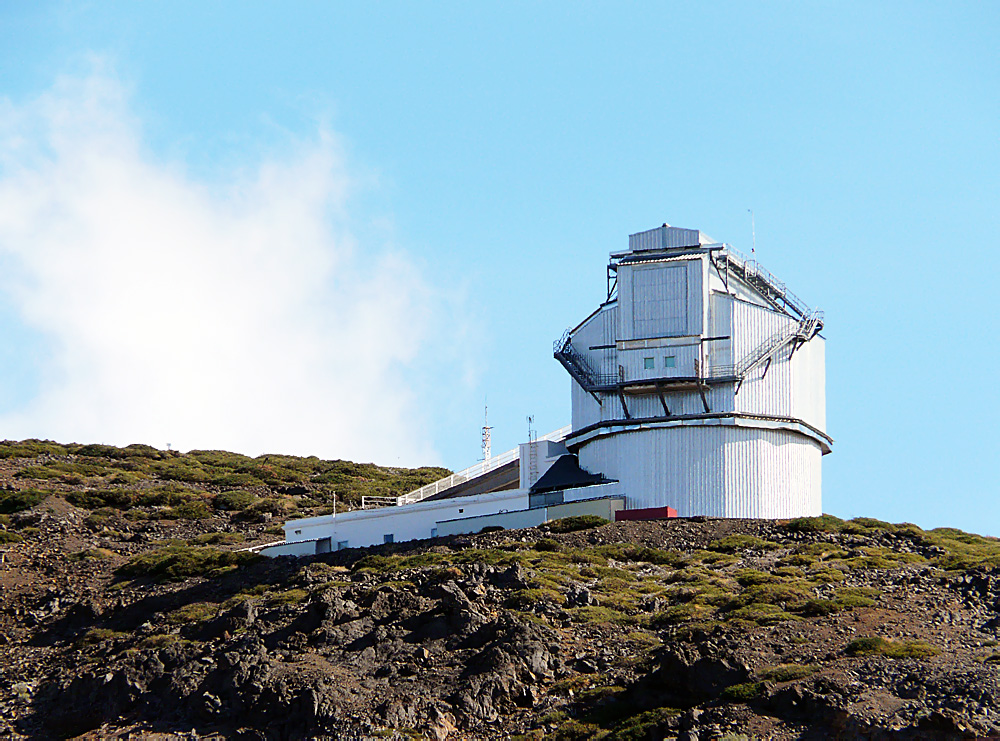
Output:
748,209,756,254
482,400,492,465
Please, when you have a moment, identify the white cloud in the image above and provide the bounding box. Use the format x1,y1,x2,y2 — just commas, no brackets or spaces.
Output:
0,69,457,466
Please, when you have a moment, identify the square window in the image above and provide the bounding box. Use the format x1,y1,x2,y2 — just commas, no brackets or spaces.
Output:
643,357,655,370
664,356,676,368
336,540,349,550
384,534,394,544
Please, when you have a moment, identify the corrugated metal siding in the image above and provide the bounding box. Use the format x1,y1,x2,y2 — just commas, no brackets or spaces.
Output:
706,292,733,372
578,424,821,518
732,301,796,418
631,265,687,338
628,226,701,251
618,258,703,341
791,336,826,431
619,343,700,382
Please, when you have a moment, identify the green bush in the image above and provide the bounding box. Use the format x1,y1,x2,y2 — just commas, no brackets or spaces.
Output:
0,439,68,459
168,602,219,624
213,490,259,511
548,515,608,533
784,514,847,533
534,537,562,552
0,531,23,544
266,588,308,605
719,681,763,703
116,545,260,581
504,588,565,610
845,636,939,659
0,489,48,513
757,663,817,682
135,485,199,507
166,500,212,520
66,489,135,510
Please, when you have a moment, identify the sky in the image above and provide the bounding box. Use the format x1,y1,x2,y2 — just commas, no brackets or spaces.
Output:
0,2,997,534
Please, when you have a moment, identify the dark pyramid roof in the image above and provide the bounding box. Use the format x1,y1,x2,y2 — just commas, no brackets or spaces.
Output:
529,454,609,494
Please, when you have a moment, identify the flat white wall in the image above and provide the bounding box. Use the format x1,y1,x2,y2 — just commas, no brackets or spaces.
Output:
280,489,529,551
260,540,320,558
436,507,547,537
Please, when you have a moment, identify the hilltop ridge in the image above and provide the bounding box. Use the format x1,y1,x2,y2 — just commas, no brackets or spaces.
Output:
0,440,998,739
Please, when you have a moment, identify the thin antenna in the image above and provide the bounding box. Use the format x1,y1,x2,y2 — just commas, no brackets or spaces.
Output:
748,209,756,255
481,399,492,465
526,415,536,444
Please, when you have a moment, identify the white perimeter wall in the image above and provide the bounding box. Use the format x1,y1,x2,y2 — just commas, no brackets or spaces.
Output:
577,423,822,518
282,488,529,550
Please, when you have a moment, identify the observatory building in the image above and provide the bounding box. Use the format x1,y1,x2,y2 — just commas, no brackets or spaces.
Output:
554,224,830,518
260,223,830,557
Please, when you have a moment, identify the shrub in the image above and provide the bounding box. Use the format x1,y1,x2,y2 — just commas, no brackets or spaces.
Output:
504,588,565,610
168,602,219,624
719,681,763,703
267,588,308,606
213,490,258,511
0,489,48,513
534,537,562,552
138,634,181,649
568,605,631,625
723,603,800,626
166,501,212,520
784,514,846,533
734,569,779,586
0,531,23,544
135,485,198,507
70,547,114,561
548,515,608,533
605,708,679,741
78,627,127,646
353,554,400,572
116,545,260,581
757,663,818,682
733,582,813,612
845,636,939,659
66,489,135,510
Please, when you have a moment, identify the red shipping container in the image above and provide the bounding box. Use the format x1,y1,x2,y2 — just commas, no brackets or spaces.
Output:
615,506,678,522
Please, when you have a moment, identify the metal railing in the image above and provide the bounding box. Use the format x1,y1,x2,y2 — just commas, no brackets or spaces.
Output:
720,246,811,319
708,309,824,381
361,495,398,509
361,425,573,510
554,332,618,392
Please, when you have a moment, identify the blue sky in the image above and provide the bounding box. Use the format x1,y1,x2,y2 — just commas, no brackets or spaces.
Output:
0,2,997,534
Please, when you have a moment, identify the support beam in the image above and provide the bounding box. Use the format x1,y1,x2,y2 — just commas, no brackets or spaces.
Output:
618,391,631,420
761,356,773,379
656,385,671,416
698,384,711,413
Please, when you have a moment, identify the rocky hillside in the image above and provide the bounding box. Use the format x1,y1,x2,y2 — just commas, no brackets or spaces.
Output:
1,440,999,740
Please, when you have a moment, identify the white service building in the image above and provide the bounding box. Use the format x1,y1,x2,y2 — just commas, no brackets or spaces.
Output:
261,223,830,557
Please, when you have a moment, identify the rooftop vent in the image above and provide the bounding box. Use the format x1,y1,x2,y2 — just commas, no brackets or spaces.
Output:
628,224,701,252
